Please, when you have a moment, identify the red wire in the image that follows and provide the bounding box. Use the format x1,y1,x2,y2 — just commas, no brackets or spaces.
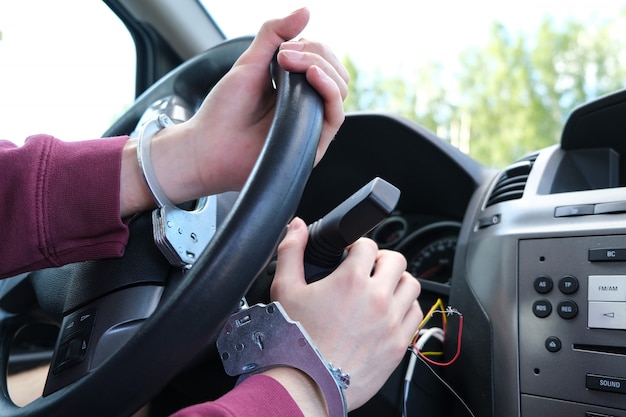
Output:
416,315,463,367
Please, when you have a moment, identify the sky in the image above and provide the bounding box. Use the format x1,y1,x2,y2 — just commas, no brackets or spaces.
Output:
0,0,137,143
0,0,624,144
205,0,625,76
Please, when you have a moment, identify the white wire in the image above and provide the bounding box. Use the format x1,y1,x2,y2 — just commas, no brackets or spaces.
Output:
403,327,445,417
403,305,475,417
416,327,445,351
405,327,444,383
403,327,475,417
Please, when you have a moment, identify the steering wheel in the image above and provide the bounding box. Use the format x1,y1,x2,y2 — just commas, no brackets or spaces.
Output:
0,36,324,416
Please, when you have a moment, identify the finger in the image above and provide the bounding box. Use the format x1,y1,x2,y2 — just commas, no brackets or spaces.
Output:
392,272,424,340
394,272,422,320
334,238,379,283
236,8,311,67
400,300,424,341
277,51,348,100
370,250,408,291
276,38,349,105
305,66,346,165
276,44,347,165
395,271,421,298
300,39,350,85
278,40,350,95
271,217,309,300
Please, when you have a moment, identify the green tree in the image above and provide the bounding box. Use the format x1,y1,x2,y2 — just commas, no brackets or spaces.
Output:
456,22,549,167
458,15,626,167
342,55,361,113
344,13,626,168
343,54,418,120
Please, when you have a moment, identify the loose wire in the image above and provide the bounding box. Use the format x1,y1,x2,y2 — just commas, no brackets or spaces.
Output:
411,301,463,367
403,299,472,416
416,312,463,367
412,350,477,417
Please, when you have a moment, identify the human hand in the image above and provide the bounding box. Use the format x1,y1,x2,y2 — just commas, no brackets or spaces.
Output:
269,217,423,412
120,8,348,217
186,7,348,193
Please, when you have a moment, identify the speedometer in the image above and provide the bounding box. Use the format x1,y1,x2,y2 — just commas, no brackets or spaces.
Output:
395,221,461,286
407,237,457,284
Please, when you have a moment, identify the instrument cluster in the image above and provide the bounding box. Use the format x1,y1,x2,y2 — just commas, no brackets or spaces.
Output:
370,216,461,295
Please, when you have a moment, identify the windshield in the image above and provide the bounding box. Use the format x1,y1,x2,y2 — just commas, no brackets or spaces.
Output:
205,1,626,168
0,0,135,145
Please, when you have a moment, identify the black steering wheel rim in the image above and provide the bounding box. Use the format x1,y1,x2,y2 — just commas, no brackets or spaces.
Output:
0,37,323,417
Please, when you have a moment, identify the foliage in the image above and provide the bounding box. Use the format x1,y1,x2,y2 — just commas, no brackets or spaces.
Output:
344,12,626,168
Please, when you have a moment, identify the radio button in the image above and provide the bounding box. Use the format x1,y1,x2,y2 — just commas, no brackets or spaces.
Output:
588,301,626,329
588,275,626,302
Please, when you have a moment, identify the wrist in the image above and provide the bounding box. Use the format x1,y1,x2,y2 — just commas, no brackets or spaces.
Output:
119,137,154,218
149,117,241,201
263,367,328,417
119,118,205,218
148,121,204,204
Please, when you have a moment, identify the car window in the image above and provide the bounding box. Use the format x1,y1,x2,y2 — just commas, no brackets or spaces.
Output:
205,0,626,168
0,0,135,145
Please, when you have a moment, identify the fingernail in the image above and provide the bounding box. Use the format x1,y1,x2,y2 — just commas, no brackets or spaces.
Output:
312,65,327,79
280,49,304,61
281,40,305,51
288,217,304,231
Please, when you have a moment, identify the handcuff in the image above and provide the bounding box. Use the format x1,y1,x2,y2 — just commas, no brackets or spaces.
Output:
217,300,350,417
136,113,217,268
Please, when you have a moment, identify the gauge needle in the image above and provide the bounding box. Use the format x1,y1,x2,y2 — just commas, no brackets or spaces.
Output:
418,263,443,279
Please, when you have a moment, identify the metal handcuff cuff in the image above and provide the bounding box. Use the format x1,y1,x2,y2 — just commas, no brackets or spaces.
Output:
136,114,217,268
137,114,350,416
216,300,350,417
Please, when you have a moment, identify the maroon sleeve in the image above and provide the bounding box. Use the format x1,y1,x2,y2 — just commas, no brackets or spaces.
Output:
169,374,304,417
1,135,130,278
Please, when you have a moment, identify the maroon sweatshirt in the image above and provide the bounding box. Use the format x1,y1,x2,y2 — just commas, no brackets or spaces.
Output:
0,135,304,417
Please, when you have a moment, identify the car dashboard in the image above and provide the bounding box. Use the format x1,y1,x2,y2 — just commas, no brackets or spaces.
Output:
444,88,626,417
297,89,626,417
298,112,487,296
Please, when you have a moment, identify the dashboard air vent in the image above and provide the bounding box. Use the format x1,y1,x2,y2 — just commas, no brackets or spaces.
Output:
486,153,538,207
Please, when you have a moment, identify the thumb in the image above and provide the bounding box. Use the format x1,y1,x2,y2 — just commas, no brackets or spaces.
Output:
271,217,309,300
236,8,311,67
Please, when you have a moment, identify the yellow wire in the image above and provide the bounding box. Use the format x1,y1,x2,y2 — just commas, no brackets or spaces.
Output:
421,351,444,356
418,298,443,328
412,298,447,345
